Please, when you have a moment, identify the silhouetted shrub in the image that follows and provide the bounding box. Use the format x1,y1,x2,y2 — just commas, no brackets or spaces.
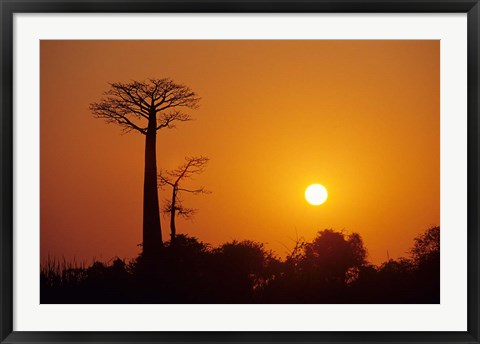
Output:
202,240,279,302
40,228,440,304
264,229,368,303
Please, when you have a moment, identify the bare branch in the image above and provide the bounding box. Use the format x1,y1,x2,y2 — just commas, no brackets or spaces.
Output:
161,200,173,217
177,186,211,194
158,170,175,187
89,101,147,135
158,156,210,222
90,78,200,135
156,110,192,130
161,199,197,219
108,83,150,117
176,206,197,219
152,78,201,111
174,156,209,181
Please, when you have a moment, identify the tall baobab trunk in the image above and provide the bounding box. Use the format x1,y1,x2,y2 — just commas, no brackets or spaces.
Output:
90,78,200,260
170,186,177,245
142,113,163,258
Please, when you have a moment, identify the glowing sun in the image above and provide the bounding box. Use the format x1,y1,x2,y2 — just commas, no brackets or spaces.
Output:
305,184,328,205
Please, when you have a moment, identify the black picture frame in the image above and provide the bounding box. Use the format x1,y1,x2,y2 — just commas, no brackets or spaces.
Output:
1,1,479,343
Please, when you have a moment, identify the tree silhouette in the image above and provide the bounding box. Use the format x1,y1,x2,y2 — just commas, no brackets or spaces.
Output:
410,226,440,266
302,230,367,282
158,156,210,244
90,79,200,259
410,226,440,302
209,240,277,302
264,229,368,303
41,227,440,304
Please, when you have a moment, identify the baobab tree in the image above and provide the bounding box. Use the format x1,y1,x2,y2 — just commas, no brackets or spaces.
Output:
90,78,200,259
158,156,210,244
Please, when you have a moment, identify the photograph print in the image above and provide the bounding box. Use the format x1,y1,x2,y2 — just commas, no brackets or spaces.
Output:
40,40,440,304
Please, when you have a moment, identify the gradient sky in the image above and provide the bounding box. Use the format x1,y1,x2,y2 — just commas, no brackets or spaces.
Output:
40,40,439,264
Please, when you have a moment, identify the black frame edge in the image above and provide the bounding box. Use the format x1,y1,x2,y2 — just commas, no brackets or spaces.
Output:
3,331,480,343
0,0,478,13
467,0,480,342
0,0,14,344
1,1,479,343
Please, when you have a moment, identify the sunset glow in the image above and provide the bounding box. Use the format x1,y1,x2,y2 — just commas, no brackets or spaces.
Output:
40,40,439,265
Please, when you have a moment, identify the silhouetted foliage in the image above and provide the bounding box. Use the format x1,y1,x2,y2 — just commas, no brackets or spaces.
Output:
263,229,368,303
41,227,440,304
206,240,279,302
411,226,440,266
410,226,440,303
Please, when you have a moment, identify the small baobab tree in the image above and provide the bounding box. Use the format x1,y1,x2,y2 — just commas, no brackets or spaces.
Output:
158,156,210,244
90,78,200,259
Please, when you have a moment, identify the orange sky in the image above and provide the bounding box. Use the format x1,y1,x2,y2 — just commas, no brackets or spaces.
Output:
40,40,439,264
